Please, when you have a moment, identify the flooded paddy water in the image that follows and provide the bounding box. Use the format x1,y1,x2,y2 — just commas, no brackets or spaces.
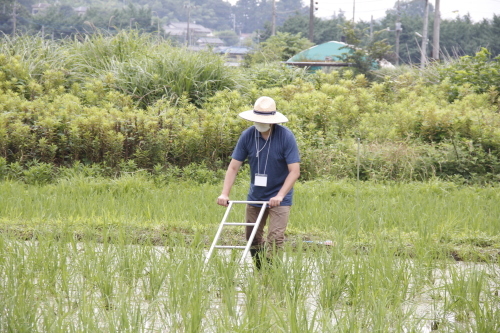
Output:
1,240,499,332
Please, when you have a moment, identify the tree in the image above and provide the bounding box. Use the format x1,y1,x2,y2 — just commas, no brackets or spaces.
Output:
0,0,31,35
233,0,301,34
437,47,500,102
1,0,498,64
490,15,500,56
275,0,307,26
386,0,434,17
0,0,16,34
278,14,308,36
379,9,423,64
28,3,154,38
104,4,151,31
278,14,347,45
314,16,348,44
440,15,485,57
215,30,239,46
234,0,260,33
335,21,392,79
30,5,85,37
178,0,232,31
243,31,313,66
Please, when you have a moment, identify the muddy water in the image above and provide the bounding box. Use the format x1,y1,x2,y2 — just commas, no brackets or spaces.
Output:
3,241,499,332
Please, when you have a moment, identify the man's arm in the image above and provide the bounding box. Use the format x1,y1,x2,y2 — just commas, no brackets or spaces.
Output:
217,159,243,207
269,162,300,207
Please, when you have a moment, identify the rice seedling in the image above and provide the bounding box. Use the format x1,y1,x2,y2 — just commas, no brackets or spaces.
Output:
141,246,169,302
0,176,499,331
158,247,210,332
0,241,40,332
235,273,275,332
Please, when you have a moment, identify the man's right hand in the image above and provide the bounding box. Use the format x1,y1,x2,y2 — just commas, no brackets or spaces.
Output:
217,194,229,207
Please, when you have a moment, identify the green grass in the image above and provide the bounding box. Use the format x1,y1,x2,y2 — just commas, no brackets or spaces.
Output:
1,176,499,256
0,176,499,332
0,32,244,108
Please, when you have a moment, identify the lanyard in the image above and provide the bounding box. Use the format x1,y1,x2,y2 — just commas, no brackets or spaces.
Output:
255,128,272,175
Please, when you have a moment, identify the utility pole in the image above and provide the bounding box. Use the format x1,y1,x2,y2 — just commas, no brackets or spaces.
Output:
395,0,401,65
185,2,194,46
271,0,276,36
352,0,355,22
308,0,314,42
152,11,160,37
432,0,441,60
231,13,236,32
12,1,17,36
420,0,429,69
370,15,373,38
187,8,191,46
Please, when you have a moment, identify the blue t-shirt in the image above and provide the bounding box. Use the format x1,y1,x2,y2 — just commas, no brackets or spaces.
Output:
231,124,300,206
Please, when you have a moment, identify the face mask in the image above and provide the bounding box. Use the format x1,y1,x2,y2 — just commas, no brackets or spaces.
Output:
254,122,271,132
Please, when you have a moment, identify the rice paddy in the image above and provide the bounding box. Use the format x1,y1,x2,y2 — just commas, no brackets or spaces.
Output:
1,176,499,332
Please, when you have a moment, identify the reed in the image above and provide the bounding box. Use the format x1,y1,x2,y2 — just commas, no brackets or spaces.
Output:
0,32,244,108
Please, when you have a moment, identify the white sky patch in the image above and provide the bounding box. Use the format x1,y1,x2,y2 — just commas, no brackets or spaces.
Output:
310,0,500,22
224,0,500,22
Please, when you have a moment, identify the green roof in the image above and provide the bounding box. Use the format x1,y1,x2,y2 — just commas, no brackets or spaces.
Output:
287,41,351,62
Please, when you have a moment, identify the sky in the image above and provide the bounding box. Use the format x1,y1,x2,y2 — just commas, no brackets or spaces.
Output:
309,0,500,22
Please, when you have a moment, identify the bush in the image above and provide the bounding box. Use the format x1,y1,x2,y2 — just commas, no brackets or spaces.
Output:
243,32,313,66
22,161,55,185
437,48,500,103
0,157,7,180
245,62,312,89
1,42,500,183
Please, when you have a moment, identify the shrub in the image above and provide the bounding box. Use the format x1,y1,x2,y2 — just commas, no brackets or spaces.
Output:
22,161,55,185
0,157,6,180
243,32,313,66
245,62,311,89
1,44,500,183
437,48,500,103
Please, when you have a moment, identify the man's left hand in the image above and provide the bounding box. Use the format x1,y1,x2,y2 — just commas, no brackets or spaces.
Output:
269,195,284,207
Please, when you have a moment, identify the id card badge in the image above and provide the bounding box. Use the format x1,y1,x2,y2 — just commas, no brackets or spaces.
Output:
255,173,268,187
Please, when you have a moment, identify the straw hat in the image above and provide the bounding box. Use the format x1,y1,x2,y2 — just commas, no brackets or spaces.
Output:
238,96,288,124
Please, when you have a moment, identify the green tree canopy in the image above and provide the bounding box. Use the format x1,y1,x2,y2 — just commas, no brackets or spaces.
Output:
243,31,313,66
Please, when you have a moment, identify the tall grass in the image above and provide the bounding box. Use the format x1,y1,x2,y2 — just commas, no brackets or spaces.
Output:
0,34,64,79
61,31,246,107
0,32,245,107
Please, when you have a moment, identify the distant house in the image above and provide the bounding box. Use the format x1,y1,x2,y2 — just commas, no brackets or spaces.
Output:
32,3,51,15
197,37,224,47
163,22,212,38
164,22,225,47
74,6,87,16
32,3,88,16
216,46,250,66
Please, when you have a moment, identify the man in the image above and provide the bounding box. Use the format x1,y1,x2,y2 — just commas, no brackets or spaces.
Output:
217,96,300,269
